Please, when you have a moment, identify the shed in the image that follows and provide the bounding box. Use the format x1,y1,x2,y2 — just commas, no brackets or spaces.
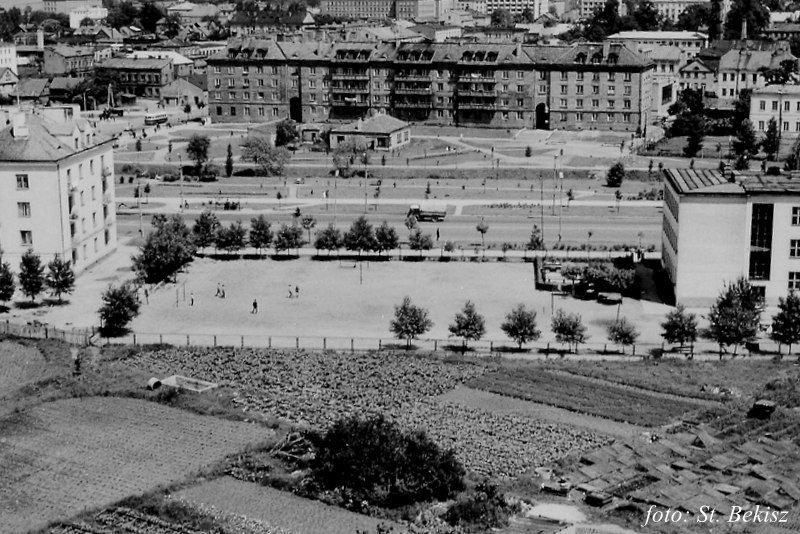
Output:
329,113,411,152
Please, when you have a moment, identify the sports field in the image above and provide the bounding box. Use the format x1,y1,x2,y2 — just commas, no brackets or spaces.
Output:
130,258,670,345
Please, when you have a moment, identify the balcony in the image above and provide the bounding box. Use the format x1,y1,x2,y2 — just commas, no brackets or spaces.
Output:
331,73,369,81
458,90,497,98
394,74,432,82
458,103,497,110
394,87,433,95
394,102,433,109
331,86,370,94
331,99,370,107
458,76,496,83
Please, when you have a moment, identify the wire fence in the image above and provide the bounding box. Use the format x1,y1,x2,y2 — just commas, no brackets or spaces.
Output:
0,319,95,346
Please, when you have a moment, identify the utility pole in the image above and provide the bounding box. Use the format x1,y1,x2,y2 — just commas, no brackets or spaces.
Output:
363,152,368,214
178,155,184,212
539,172,545,245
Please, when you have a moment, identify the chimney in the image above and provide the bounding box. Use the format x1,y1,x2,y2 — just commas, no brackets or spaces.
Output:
12,112,29,139
36,29,44,51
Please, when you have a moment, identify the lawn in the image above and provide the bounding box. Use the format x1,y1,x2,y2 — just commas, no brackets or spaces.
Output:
467,367,708,426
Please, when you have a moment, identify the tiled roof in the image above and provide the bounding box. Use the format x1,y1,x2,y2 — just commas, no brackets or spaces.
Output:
608,31,707,40
16,78,49,97
49,76,82,90
49,45,95,57
0,115,90,161
665,168,800,195
100,57,172,69
161,78,203,97
332,114,408,134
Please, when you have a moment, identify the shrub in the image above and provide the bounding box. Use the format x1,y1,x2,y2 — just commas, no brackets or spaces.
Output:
444,481,515,531
309,414,465,509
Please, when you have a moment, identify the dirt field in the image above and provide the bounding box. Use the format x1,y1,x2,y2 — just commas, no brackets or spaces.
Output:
0,396,270,533
174,477,401,534
0,340,51,401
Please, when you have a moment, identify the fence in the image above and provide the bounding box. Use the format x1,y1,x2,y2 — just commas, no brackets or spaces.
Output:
1,319,94,346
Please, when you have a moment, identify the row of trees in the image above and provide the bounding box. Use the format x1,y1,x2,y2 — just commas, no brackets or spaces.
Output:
0,251,75,306
186,133,292,179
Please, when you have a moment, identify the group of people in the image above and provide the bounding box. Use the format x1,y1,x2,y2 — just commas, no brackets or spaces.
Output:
179,281,302,314
251,284,300,314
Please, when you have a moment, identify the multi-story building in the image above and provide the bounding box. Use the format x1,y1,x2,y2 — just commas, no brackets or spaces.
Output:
319,0,395,19
97,57,174,98
677,57,715,93
207,40,653,132
750,85,800,139
43,45,95,77
650,0,726,23
485,0,548,16
0,105,116,273
397,0,437,20
579,0,621,19
662,168,800,306
0,42,18,75
68,5,108,29
128,50,194,79
641,45,683,117
606,31,707,56
716,44,797,105
457,0,487,13
44,0,94,15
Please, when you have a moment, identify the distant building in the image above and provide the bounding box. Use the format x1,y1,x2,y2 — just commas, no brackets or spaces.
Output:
68,5,108,29
0,42,18,75
397,0,437,20
677,57,715,93
485,0,548,17
457,0,487,13
0,106,117,273
319,0,394,19
160,78,206,107
0,68,18,96
43,0,95,15
409,23,462,42
166,1,220,23
43,45,95,77
97,57,174,98
128,50,194,78
15,78,50,104
329,114,411,150
716,44,797,105
606,31,708,56
642,45,683,117
662,168,800,306
750,85,800,138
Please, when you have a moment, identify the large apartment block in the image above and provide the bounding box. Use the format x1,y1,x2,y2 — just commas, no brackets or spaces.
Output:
206,40,653,132
0,106,116,274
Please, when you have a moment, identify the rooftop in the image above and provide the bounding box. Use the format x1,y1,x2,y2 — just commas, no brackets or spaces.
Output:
0,113,100,162
99,57,172,69
665,168,800,195
332,114,409,135
607,31,708,40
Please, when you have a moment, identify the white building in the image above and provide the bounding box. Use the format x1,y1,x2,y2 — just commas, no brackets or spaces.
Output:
606,31,708,56
0,42,17,75
750,85,800,138
0,106,116,274
663,168,800,306
485,0,548,17
68,5,108,28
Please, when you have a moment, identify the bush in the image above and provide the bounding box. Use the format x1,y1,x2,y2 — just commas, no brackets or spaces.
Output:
309,414,465,510
444,481,515,531
606,162,625,187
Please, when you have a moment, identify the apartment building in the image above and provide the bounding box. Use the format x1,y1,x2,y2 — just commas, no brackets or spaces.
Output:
319,0,395,19
485,0,549,17
750,85,800,139
97,57,174,98
397,0,437,20
663,168,800,306
716,45,797,105
606,31,708,57
678,57,715,93
43,45,95,77
43,0,94,15
68,5,108,29
207,40,654,132
0,106,116,274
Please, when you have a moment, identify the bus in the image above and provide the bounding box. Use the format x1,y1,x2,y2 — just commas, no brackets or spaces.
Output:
144,113,168,125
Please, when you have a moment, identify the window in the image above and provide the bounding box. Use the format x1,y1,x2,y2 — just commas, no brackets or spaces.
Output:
227,78,234,87
230,106,236,116
538,84,546,94
790,272,800,290
538,71,547,80
785,122,790,131
560,72,568,80
502,111,509,120
576,112,583,121
560,98,567,107
561,84,567,94
576,85,584,94
608,100,615,108
561,112,567,121
576,99,583,108
592,73,600,81
791,239,800,257
517,84,524,92
592,85,599,94
759,121,765,131
591,112,598,122
92,212,97,227
214,78,220,87
517,71,523,79
16,174,29,189
272,107,279,117
624,72,631,81
576,72,584,81
608,73,615,81
216,106,222,115
607,86,615,95
20,231,32,245
624,85,631,95
792,207,800,225
18,202,30,217
624,99,631,109
592,99,599,107
517,98,523,106
623,112,631,122
91,185,95,200
786,101,791,111
773,101,779,111
502,71,509,79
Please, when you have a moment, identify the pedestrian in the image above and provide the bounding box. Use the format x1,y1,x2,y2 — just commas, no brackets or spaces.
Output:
221,284,226,298
288,285,293,298
436,228,440,241
215,283,221,297
144,287,149,304
190,292,195,306
252,299,258,314
295,285,299,298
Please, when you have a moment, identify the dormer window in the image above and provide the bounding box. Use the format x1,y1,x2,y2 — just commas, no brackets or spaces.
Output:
575,52,586,64
592,53,602,64
607,53,619,65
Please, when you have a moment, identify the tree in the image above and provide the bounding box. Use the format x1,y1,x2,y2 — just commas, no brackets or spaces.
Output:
763,58,798,85
375,221,399,254
162,13,182,38
310,414,464,509
408,229,433,251
186,135,210,175
606,162,625,187
761,117,780,161
732,89,752,132
724,0,768,40
343,216,377,253
771,291,800,357
241,135,291,177
787,136,800,170
607,317,639,353
139,1,164,32
448,301,486,348
18,249,44,302
676,4,710,31
733,119,758,158
551,309,588,353
490,8,514,26
132,215,196,283
390,296,433,348
526,225,544,251
275,118,299,147
314,224,343,253
0,257,14,306
631,0,661,30
225,143,234,177
684,116,705,157
301,215,317,243
274,224,304,253
192,210,220,248
704,277,764,357
215,221,247,254
98,283,140,337
661,305,698,351
45,256,75,303
501,304,541,349
476,218,489,246
332,139,367,177
249,215,273,253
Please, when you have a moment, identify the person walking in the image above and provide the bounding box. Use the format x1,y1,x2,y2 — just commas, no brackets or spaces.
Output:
436,228,440,241
215,283,221,297
252,299,258,314
144,287,149,304
190,292,195,306
220,284,226,298
295,286,300,298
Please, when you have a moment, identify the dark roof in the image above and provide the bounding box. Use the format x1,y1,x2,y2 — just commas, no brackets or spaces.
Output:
16,78,49,97
100,57,172,69
332,114,409,134
0,114,97,161
665,168,800,195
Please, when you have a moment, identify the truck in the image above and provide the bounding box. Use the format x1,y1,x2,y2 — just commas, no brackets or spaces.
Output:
407,203,446,222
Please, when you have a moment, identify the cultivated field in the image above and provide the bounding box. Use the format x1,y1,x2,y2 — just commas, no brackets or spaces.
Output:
123,347,611,477
0,396,270,533
174,477,401,534
0,340,51,402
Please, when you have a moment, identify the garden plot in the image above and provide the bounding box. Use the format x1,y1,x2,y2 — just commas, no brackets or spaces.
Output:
125,348,609,477
0,340,51,399
174,477,401,534
0,397,270,534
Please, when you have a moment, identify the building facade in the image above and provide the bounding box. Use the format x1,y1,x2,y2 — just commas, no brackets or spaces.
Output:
97,57,174,98
606,31,708,56
0,106,116,274
68,5,108,28
485,0,548,16
663,168,800,307
397,0,437,20
206,39,654,132
750,85,800,138
43,45,95,77
716,45,797,105
319,0,395,18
